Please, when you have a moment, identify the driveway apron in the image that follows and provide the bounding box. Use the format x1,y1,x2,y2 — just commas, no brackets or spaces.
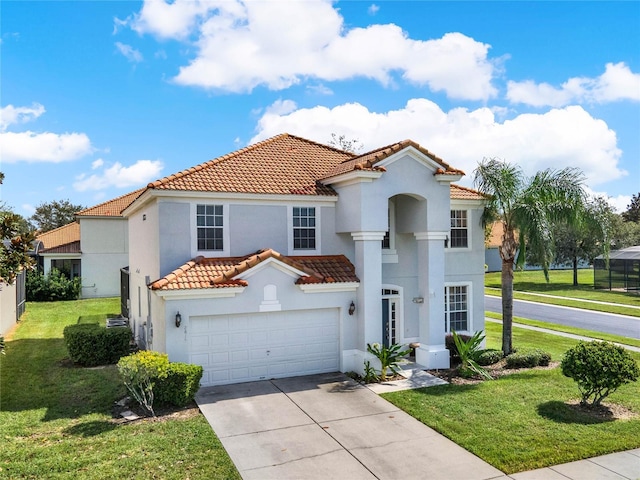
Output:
196,372,506,480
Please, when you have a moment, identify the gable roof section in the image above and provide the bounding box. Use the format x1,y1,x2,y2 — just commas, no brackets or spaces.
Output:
36,222,81,253
148,134,354,197
76,188,145,217
143,134,466,198
150,248,359,291
322,139,464,179
450,184,487,201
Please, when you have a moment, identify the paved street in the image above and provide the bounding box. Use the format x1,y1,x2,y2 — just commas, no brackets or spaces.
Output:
485,295,640,339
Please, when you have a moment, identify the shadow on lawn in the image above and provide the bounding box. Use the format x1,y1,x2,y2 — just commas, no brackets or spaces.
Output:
0,338,125,422
64,420,118,437
537,400,615,424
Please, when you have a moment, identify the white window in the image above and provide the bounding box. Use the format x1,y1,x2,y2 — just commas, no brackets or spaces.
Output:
382,199,398,263
444,284,469,332
293,207,316,250
197,204,224,251
449,210,468,248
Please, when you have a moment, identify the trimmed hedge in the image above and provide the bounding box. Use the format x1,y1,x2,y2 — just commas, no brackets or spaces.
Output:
64,324,131,367
477,348,504,366
155,362,204,407
505,349,551,369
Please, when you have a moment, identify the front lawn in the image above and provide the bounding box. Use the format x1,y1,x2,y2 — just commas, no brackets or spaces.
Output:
382,322,640,474
0,298,240,480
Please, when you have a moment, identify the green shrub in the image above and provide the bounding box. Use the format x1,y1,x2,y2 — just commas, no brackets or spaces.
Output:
118,351,169,416
63,324,131,367
561,341,640,406
367,342,410,381
445,333,472,360
477,348,504,366
27,268,81,301
452,331,492,379
155,362,203,407
506,349,551,369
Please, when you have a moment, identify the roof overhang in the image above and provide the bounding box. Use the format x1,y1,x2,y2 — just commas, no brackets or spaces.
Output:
297,282,360,293
154,286,246,299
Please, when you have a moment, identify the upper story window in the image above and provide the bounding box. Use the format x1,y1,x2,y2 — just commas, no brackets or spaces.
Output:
449,210,468,248
196,204,224,251
293,207,316,250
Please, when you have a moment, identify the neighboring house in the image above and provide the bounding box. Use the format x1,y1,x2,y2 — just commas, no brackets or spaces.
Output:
34,189,142,299
123,134,487,387
34,222,82,279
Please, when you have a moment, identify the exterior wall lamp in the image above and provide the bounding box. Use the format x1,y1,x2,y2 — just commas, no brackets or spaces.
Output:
348,301,356,316
412,297,424,304
175,311,182,328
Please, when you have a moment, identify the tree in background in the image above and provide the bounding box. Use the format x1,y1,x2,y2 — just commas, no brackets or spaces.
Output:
0,172,36,284
29,199,85,233
328,133,363,154
621,193,640,223
610,214,640,250
474,159,586,356
527,196,612,286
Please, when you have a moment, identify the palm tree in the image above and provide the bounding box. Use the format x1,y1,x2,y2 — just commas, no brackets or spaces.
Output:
474,159,586,355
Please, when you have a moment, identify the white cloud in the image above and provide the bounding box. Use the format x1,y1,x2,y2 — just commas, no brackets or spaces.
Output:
73,159,163,191
124,0,498,100
115,42,143,63
368,4,380,15
0,103,45,131
251,99,625,188
21,203,35,215
0,131,93,163
91,158,104,169
306,83,333,96
507,62,640,107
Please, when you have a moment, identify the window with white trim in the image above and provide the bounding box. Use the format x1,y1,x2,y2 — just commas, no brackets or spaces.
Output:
196,204,224,251
449,210,468,248
293,207,316,250
444,284,468,332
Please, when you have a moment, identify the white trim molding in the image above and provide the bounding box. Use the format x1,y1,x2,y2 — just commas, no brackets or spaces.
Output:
298,282,360,293
414,231,448,241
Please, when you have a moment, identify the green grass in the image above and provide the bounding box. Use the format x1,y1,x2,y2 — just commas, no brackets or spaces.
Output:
0,299,240,480
382,322,640,474
485,269,640,317
485,311,640,349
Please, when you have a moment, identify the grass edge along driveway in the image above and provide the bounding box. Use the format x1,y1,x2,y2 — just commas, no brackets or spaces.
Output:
382,321,640,474
0,298,240,480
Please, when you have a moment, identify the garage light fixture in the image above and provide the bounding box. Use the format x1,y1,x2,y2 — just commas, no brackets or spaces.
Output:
348,301,355,316
175,311,182,328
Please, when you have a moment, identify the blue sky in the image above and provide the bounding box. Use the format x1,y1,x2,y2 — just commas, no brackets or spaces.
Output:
1,1,638,217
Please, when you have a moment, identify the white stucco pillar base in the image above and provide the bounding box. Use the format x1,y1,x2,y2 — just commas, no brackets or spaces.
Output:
342,349,380,375
416,344,450,369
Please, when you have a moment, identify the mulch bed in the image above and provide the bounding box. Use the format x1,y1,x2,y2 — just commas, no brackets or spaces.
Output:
427,359,559,385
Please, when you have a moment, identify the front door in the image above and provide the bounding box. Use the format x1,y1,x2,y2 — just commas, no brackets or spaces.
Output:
381,288,400,347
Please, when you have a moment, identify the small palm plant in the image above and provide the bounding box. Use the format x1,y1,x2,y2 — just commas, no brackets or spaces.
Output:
452,331,492,380
367,342,411,381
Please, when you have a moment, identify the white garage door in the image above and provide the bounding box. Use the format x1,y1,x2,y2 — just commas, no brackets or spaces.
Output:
189,308,340,386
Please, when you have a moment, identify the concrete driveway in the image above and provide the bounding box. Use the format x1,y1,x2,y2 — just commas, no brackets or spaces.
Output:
196,372,506,480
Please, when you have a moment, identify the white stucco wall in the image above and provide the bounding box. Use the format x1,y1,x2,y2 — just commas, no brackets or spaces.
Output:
0,282,17,335
80,217,128,298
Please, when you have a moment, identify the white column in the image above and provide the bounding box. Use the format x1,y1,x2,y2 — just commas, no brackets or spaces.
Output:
351,232,385,349
414,232,450,369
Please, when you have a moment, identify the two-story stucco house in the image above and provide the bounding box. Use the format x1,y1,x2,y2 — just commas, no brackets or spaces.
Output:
123,134,486,387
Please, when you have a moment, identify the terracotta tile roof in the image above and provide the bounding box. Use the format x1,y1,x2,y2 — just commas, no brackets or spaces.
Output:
450,184,487,201
76,188,145,217
487,222,518,248
148,134,354,196
144,134,465,198
150,249,359,291
322,139,464,179
36,223,80,253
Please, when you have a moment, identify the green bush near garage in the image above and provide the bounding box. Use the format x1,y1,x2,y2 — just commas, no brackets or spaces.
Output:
64,323,132,367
